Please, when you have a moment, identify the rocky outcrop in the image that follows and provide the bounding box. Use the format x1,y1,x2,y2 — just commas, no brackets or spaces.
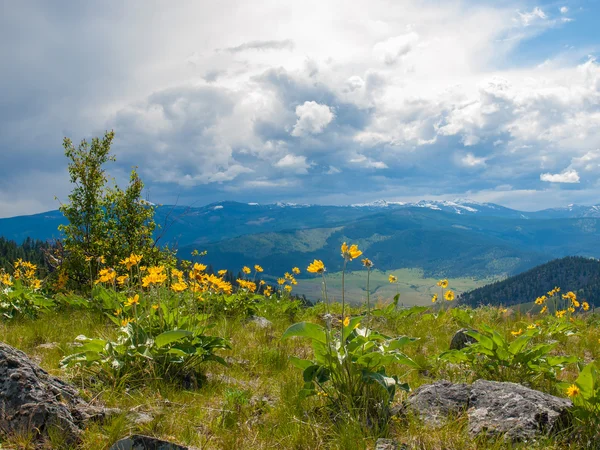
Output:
403,379,572,441
109,435,188,450
449,328,477,350
0,342,107,444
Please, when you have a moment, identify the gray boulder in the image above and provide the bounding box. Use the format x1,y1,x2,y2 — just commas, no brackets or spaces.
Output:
109,435,188,450
403,380,470,425
449,328,477,350
0,342,107,444
248,316,273,329
468,380,572,441
403,379,572,441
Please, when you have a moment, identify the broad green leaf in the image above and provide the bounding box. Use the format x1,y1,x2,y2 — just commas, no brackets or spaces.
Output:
154,330,193,348
282,322,327,344
289,356,314,371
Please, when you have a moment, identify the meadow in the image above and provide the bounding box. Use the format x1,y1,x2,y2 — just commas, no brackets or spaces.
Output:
290,268,495,306
0,251,598,450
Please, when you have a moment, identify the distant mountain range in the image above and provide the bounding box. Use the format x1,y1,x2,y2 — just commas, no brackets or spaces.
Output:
2,199,600,279
459,256,600,307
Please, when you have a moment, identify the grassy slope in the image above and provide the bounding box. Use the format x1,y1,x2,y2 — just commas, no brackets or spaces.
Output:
289,269,495,306
1,305,598,450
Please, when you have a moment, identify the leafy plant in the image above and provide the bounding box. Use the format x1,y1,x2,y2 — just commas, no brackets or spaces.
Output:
560,361,600,444
439,323,577,388
283,316,420,428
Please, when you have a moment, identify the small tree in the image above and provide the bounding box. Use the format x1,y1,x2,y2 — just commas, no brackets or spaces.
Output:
58,131,169,288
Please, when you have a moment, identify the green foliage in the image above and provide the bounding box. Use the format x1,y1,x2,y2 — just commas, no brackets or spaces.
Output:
60,288,230,386
283,316,419,429
58,131,171,288
560,362,600,444
0,278,54,319
461,256,600,308
439,323,577,388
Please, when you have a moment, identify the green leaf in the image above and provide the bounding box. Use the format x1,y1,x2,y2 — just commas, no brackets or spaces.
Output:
282,322,327,344
154,330,193,348
290,356,314,371
576,362,599,397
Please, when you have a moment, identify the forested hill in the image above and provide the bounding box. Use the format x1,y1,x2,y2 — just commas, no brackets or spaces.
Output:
0,237,52,276
459,256,600,307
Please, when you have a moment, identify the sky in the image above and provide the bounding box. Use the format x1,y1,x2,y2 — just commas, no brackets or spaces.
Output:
1,0,600,217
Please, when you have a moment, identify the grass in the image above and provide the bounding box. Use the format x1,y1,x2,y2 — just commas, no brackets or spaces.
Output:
1,302,597,449
292,268,496,305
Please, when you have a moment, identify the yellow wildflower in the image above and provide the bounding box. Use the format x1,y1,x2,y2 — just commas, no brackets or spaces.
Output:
277,278,286,285
121,318,134,327
555,310,566,318
284,285,292,293
292,267,301,275
117,275,129,286
389,275,398,284
511,329,523,336
341,242,362,261
343,316,350,327
242,266,251,275
113,308,122,316
97,256,106,264
361,258,373,268
527,324,537,330
264,286,273,296
582,301,590,311
307,260,325,274
568,307,575,313
151,304,159,310
437,279,449,289
540,305,548,314
431,294,438,303
85,256,93,262
171,281,188,293
124,294,140,307
218,269,228,277
566,384,580,398
444,290,455,301
254,265,263,273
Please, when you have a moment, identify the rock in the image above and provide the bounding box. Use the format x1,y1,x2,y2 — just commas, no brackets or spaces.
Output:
128,411,155,425
109,435,188,450
37,342,60,350
374,438,399,450
248,316,273,329
467,380,572,441
403,380,470,425
449,328,477,350
0,342,107,444
403,379,572,441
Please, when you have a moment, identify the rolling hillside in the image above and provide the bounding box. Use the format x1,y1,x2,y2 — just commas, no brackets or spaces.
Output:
459,256,600,307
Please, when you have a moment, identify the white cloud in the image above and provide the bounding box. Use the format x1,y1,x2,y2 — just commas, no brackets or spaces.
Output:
560,6,569,14
349,154,388,169
274,154,310,173
291,101,335,136
540,169,580,183
517,7,548,26
460,152,487,167
372,32,419,65
570,150,600,171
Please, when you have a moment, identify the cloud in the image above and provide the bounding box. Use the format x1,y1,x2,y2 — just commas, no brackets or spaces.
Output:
1,0,599,217
223,39,295,53
291,101,335,136
560,6,568,14
517,7,548,26
274,154,311,173
540,169,580,183
349,154,388,169
460,152,487,168
372,32,419,65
